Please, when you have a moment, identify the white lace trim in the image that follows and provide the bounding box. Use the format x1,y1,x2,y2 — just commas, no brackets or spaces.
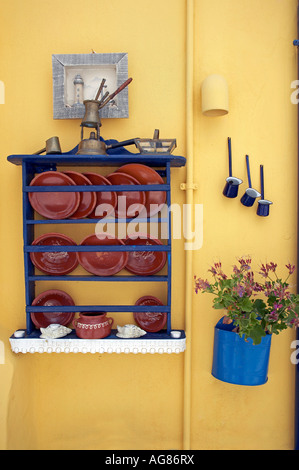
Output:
9,334,186,355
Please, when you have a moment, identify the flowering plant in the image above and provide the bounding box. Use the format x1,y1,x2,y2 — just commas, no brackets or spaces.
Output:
194,258,299,345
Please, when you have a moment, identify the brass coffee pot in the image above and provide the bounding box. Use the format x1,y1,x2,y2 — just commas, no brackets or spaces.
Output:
77,131,138,155
78,99,102,154
76,77,133,155
81,99,102,129
34,136,62,155
77,131,107,155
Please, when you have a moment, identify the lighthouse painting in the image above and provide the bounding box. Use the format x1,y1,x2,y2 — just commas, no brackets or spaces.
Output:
52,53,129,119
73,74,84,105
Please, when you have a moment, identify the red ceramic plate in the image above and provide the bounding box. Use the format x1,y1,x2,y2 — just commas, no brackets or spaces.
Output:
63,171,97,219
106,172,146,218
30,233,78,275
134,295,167,333
83,172,117,219
124,234,167,275
77,233,128,276
31,289,75,329
117,163,166,216
29,171,80,219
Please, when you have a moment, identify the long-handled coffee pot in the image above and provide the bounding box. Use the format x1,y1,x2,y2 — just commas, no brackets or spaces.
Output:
257,165,273,216
222,137,242,198
240,155,261,206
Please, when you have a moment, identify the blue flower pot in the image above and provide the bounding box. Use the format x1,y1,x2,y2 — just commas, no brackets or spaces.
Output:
212,317,272,386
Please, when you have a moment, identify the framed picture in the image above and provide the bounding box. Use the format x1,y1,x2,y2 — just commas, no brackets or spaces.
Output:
52,53,129,120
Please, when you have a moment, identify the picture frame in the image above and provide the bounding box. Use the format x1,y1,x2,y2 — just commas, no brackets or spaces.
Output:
52,53,129,120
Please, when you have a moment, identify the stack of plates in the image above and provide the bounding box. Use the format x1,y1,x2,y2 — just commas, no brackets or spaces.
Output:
29,164,166,220
106,172,145,218
116,163,166,216
29,170,117,220
30,232,167,277
63,171,97,219
82,172,117,219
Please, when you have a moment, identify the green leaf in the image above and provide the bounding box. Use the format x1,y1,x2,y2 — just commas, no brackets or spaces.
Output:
240,297,253,312
248,325,267,345
213,301,225,310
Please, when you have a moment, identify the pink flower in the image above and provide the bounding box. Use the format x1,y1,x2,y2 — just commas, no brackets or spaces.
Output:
238,258,252,271
194,278,210,293
208,262,227,280
259,264,268,278
236,284,245,298
273,302,283,310
268,311,279,322
286,263,296,275
269,262,277,272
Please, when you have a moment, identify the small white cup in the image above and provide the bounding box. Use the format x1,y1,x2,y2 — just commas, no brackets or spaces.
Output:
170,330,181,339
14,330,25,338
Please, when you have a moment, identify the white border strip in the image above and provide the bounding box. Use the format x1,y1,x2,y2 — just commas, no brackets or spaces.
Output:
10,336,186,355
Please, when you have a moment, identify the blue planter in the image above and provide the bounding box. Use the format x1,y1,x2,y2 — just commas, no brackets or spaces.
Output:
212,317,272,386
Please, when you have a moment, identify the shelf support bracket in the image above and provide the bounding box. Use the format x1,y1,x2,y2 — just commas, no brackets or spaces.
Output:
180,182,198,191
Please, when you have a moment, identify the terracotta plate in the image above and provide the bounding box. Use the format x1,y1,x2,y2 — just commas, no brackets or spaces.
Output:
117,163,166,216
31,289,75,329
83,172,117,219
106,172,146,218
134,295,167,333
77,233,128,276
63,171,97,219
30,233,78,275
29,171,80,219
124,234,167,275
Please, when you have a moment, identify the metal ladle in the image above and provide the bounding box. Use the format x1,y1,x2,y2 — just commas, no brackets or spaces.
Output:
240,155,261,207
257,165,273,216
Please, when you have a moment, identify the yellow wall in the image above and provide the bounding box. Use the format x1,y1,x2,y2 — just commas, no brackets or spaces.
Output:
0,0,297,450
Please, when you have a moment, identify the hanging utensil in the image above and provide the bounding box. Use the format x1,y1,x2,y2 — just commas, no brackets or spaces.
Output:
99,77,133,109
257,165,273,216
223,137,242,198
240,155,261,206
94,78,106,101
240,155,260,206
97,91,109,107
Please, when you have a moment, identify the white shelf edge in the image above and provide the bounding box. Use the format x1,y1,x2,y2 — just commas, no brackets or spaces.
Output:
9,335,186,355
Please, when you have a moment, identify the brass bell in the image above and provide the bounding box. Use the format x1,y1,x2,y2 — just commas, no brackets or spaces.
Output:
81,100,102,128
76,131,107,155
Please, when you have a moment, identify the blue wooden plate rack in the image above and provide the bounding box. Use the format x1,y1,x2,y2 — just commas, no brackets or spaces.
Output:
8,142,186,339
